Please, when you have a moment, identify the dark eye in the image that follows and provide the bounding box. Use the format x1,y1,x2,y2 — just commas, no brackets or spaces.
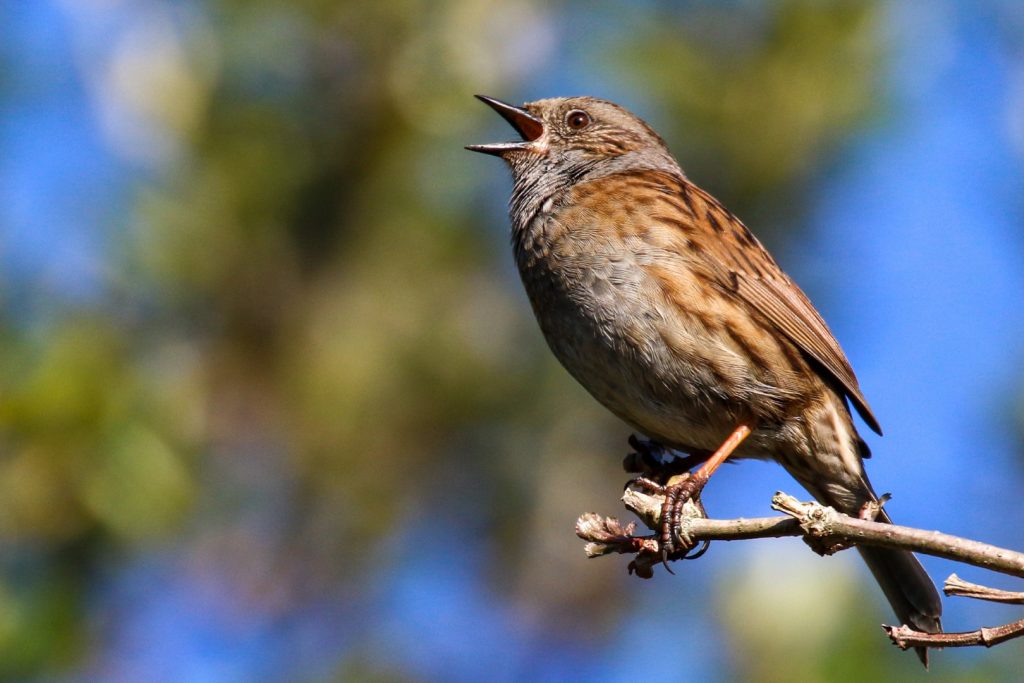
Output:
565,109,591,131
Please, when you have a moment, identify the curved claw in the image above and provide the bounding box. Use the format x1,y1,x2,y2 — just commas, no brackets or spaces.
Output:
673,496,710,559
659,545,676,575
680,539,711,560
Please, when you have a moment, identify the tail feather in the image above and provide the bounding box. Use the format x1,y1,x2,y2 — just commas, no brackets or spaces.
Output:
789,464,942,666
858,541,942,667
778,396,941,665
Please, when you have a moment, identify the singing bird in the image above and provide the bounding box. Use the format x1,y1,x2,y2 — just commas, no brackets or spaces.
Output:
468,95,942,664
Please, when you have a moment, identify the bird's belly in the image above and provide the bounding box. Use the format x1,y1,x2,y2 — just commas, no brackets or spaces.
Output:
519,248,758,455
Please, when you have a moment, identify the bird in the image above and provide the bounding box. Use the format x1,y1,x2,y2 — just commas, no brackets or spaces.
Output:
467,94,942,664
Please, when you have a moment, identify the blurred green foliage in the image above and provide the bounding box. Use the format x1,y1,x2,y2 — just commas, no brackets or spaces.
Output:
0,1,1018,681
619,1,882,196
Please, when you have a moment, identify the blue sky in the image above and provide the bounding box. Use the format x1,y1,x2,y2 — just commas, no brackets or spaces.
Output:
2,1,127,313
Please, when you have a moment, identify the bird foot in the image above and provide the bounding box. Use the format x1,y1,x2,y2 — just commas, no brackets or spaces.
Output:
628,473,710,572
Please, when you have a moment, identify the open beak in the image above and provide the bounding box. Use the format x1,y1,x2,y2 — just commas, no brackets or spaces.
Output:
466,95,545,157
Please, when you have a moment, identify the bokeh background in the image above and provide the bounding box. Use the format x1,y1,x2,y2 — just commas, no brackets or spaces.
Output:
2,0,1023,681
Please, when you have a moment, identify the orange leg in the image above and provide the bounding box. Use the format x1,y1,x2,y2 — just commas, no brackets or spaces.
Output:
671,423,752,487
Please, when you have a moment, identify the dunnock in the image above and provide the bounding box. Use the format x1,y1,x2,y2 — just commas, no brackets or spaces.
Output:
468,95,941,663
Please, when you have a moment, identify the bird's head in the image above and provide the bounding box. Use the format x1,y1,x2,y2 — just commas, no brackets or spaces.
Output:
467,95,681,188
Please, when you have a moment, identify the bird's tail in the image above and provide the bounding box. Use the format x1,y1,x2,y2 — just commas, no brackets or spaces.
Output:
804,474,943,666
786,400,943,666
785,452,942,665
856,508,943,667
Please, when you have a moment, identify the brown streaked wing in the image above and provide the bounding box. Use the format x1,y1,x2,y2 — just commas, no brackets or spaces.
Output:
639,171,882,435
733,272,882,434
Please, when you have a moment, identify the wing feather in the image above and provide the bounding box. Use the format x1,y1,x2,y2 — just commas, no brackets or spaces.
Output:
645,172,882,434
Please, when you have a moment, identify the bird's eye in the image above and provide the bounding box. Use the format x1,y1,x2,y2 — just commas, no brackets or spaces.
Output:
565,110,591,131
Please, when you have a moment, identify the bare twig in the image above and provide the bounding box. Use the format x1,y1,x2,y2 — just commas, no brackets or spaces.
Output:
881,573,1024,650
884,620,1024,649
575,487,1024,654
770,493,1024,577
575,489,1024,578
944,573,1024,604
623,487,802,541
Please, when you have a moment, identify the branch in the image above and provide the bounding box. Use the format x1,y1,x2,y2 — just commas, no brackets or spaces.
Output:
881,574,1024,650
576,488,1024,577
576,487,1024,653
884,620,1024,650
943,573,1024,604
575,489,802,578
769,493,1024,577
